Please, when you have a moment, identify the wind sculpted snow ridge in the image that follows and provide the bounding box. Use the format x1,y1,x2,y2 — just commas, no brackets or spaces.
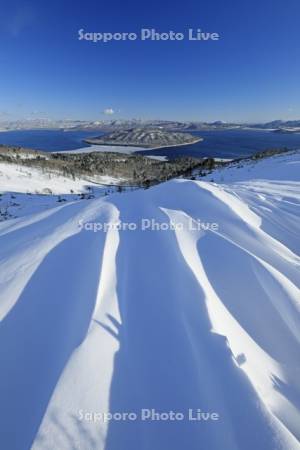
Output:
0,152,299,449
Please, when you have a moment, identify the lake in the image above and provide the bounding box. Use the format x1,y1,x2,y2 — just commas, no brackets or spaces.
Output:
137,130,300,159
0,129,101,151
1,128,300,159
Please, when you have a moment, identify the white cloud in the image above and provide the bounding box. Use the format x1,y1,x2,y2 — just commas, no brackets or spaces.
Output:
103,108,115,115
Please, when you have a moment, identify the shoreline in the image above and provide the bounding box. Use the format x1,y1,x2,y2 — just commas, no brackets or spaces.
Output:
59,145,168,161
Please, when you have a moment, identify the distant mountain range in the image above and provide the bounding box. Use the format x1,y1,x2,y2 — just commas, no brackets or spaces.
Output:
1,118,300,132
71,119,300,132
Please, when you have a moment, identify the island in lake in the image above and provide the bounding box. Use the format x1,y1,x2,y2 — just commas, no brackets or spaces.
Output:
84,127,202,148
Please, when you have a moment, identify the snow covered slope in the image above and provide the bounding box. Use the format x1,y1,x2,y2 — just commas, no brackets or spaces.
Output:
0,151,299,450
0,162,124,195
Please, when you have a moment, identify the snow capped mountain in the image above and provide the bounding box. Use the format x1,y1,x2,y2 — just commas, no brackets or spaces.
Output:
0,151,299,450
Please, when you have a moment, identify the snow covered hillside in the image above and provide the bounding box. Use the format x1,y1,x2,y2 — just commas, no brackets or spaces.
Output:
0,161,124,195
0,151,299,450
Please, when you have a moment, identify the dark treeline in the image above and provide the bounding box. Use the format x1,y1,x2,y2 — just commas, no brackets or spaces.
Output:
0,145,216,187
0,145,289,189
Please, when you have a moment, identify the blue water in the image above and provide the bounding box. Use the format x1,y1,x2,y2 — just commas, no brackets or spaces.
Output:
0,129,102,151
1,128,300,159
137,130,300,159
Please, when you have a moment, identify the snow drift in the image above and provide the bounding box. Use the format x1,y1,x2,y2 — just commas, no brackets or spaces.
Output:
0,151,299,450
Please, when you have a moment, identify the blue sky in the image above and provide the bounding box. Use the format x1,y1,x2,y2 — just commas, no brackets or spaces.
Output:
0,0,300,122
